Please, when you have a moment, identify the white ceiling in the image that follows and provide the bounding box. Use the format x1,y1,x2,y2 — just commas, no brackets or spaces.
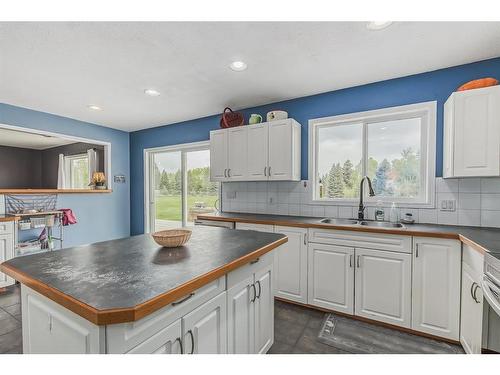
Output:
0,127,76,149
1,22,500,132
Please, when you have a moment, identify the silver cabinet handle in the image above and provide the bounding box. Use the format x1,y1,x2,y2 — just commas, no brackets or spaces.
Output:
172,292,195,306
472,283,481,303
251,283,257,303
415,243,419,258
268,166,271,176
304,233,307,245
227,168,231,177
187,330,195,354
224,169,227,178
256,280,262,299
349,254,353,268
174,337,184,354
264,167,267,176
356,255,360,268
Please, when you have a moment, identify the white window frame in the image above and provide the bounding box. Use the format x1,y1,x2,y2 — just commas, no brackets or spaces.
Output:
64,153,90,189
309,101,436,208
143,140,221,233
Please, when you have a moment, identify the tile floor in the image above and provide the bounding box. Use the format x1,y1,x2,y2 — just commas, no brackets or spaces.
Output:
0,285,464,354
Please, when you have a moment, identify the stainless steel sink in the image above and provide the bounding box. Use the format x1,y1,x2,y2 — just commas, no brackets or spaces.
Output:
319,218,359,226
359,221,405,228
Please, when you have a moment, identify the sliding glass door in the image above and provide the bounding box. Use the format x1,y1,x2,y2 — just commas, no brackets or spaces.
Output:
147,142,219,232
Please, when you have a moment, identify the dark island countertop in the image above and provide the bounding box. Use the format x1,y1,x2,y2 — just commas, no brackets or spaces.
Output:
0,226,287,325
197,212,500,255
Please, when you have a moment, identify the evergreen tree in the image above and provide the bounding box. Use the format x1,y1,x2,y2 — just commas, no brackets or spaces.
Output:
342,159,354,188
373,159,391,195
327,163,345,198
159,170,169,191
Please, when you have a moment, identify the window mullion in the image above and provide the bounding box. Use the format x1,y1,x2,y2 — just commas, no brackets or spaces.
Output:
181,150,187,227
362,122,368,201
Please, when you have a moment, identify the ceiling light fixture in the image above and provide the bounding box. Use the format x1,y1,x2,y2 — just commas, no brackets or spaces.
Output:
144,88,161,97
88,105,102,111
229,61,247,72
366,21,393,31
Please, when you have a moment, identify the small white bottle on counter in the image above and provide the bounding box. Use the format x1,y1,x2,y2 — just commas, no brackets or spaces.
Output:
375,200,385,221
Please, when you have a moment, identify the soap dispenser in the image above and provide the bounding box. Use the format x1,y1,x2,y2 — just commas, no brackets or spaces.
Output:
390,202,400,224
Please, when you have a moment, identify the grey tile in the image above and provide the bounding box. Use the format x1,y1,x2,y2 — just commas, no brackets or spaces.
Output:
3,304,20,318
0,292,20,308
0,308,10,321
295,327,350,354
0,315,21,336
0,328,22,354
274,316,306,346
268,341,294,354
4,345,22,354
274,300,313,324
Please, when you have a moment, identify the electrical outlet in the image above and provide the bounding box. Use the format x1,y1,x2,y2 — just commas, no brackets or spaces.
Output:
113,175,126,183
440,200,456,212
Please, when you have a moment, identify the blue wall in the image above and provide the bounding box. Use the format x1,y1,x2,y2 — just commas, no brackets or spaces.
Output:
0,103,130,247
130,57,500,235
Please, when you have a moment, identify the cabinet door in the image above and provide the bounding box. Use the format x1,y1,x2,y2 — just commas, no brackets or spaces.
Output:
247,124,269,180
127,319,183,354
460,263,483,354
182,292,227,354
0,233,15,288
307,243,354,314
355,248,412,328
210,129,228,181
227,275,255,354
268,120,293,180
235,222,274,232
254,263,274,354
274,226,307,303
453,86,500,177
227,127,248,180
412,238,461,340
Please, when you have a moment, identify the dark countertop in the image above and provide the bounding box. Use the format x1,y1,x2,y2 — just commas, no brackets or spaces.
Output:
0,226,287,324
197,212,500,255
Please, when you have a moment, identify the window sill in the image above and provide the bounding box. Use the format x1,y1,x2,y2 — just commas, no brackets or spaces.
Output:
0,189,113,194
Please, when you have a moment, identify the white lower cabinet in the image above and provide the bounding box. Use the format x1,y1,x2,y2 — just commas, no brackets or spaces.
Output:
308,243,354,314
254,263,274,353
127,319,182,354
0,222,16,288
354,248,412,328
235,222,274,232
274,226,308,304
182,291,227,354
460,244,484,354
226,254,274,354
412,237,461,340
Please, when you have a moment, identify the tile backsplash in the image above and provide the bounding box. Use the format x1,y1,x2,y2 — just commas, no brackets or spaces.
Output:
221,177,500,228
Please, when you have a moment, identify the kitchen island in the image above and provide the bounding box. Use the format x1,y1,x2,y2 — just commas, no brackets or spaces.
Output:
0,226,287,354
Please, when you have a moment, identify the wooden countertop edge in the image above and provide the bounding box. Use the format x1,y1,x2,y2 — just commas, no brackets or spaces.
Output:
0,216,20,222
0,236,288,325
197,215,488,255
0,189,112,194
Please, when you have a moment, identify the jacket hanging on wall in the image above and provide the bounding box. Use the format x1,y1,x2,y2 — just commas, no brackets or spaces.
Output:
59,208,77,226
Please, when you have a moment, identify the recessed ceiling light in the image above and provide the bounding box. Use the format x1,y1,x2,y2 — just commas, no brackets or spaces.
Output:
366,21,393,31
88,105,102,111
144,88,161,97
229,61,247,72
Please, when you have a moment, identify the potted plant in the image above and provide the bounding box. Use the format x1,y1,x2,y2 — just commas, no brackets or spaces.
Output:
91,172,107,190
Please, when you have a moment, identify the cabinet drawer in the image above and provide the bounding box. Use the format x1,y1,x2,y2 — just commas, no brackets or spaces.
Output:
308,228,411,253
0,221,14,235
226,251,274,290
106,276,225,353
462,243,483,276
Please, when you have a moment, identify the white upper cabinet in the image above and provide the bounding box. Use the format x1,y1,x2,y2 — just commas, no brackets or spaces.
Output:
443,85,500,177
209,119,301,182
247,123,269,180
227,127,248,180
210,129,228,181
412,237,461,340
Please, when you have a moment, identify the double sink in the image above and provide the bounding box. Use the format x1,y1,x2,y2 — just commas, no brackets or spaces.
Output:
319,218,405,229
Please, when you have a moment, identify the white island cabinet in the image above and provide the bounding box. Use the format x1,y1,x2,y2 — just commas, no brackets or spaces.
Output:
20,253,277,354
0,221,15,288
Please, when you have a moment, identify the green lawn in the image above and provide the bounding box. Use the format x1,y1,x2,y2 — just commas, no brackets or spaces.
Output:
155,194,218,221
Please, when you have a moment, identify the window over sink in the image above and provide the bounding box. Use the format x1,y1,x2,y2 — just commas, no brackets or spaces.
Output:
309,102,436,207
